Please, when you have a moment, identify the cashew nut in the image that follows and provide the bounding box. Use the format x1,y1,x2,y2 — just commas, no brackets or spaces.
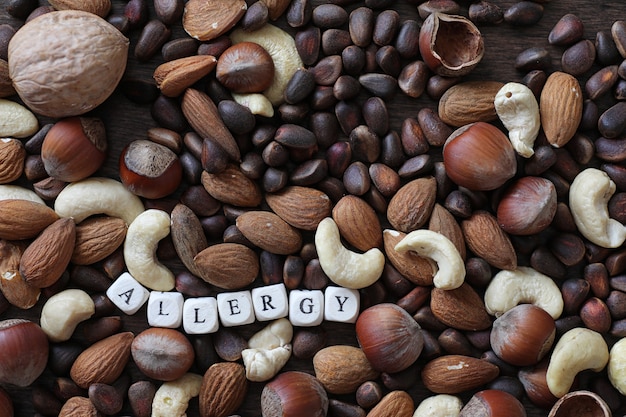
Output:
40,288,95,342
315,217,385,289
232,93,275,117
242,318,293,382
608,337,626,395
124,209,175,291
413,394,462,417
54,177,144,225
569,167,626,248
483,266,563,319
152,373,203,417
230,24,303,106
494,82,540,158
394,229,465,290
0,185,44,204
546,327,609,398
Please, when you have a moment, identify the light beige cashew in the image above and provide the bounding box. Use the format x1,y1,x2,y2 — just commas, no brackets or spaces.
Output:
413,394,462,417
494,82,540,158
152,373,203,417
230,24,303,106
242,318,293,382
546,327,609,398
54,177,144,225
394,229,465,290
0,185,45,204
40,289,95,342
315,217,385,289
484,266,563,319
124,209,175,291
569,167,626,248
608,337,626,395
232,93,275,117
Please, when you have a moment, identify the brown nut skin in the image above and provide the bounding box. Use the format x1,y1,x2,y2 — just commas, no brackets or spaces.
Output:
0,386,13,417
497,176,557,235
261,371,329,417
355,303,423,374
42,117,108,182
216,42,275,93
0,319,49,387
548,390,611,417
131,328,195,381
490,304,556,367
119,139,183,199
460,389,527,417
442,122,517,191
419,12,484,77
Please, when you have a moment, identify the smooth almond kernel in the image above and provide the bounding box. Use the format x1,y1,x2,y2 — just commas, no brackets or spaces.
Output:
422,355,499,394
265,186,332,231
0,200,59,240
461,210,517,270
383,229,435,286
438,81,504,127
154,55,217,97
332,195,382,251
540,71,583,148
236,210,302,255
430,282,492,331
183,0,247,41
72,216,127,265
0,138,26,184
0,240,39,309
193,243,259,290
313,345,380,395
367,390,415,417
199,362,248,417
201,165,262,207
387,176,437,233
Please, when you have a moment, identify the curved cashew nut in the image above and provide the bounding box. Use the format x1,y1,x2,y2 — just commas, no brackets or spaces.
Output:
54,177,144,225
484,266,563,319
124,209,175,291
40,289,95,342
608,337,626,395
494,82,540,158
315,217,385,289
413,394,462,417
152,373,203,417
0,185,44,204
232,93,275,117
569,168,626,248
242,318,293,382
546,327,609,398
394,229,465,290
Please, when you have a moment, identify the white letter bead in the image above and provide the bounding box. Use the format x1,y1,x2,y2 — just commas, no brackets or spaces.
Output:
217,291,255,327
183,297,219,334
106,272,149,315
324,286,360,323
147,291,184,328
289,290,324,327
252,283,288,321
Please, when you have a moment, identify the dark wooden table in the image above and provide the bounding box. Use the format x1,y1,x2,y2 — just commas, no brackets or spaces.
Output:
2,1,626,416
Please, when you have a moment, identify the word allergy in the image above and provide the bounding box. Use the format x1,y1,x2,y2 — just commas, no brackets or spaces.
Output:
106,272,361,334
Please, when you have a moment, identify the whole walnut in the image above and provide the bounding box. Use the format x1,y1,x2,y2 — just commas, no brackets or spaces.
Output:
8,10,129,118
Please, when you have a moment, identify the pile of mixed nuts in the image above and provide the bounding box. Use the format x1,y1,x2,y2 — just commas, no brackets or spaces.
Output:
1,0,626,416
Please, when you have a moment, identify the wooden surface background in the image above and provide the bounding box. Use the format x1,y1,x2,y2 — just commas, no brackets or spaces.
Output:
2,0,626,416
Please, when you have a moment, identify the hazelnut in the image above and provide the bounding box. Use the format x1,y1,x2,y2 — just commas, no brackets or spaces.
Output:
518,360,560,409
442,122,517,191
355,303,423,373
131,327,195,381
0,319,49,387
216,41,275,93
41,117,107,182
119,139,183,199
460,389,526,417
0,386,13,416
490,304,556,366
261,371,329,417
549,390,611,417
496,176,557,235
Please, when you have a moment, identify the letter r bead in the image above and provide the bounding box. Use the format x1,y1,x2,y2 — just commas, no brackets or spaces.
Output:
252,283,288,321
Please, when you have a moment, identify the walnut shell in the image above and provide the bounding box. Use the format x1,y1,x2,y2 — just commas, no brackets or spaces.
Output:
8,10,129,118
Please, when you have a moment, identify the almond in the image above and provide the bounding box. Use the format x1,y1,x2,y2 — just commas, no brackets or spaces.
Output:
58,396,100,417
430,282,492,331
0,240,39,309
199,362,248,417
383,229,435,286
428,203,466,260
20,217,75,288
421,354,499,394
70,332,134,389
183,0,247,41
265,186,332,231
182,88,240,162
201,165,262,207
313,345,380,395
438,81,504,127
540,71,583,148
387,176,437,233
0,199,59,240
0,138,26,184
461,210,517,270
367,390,415,417
261,0,291,20
332,195,382,251
72,216,127,265
236,210,302,255
154,55,217,97
170,203,208,277
194,243,259,290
